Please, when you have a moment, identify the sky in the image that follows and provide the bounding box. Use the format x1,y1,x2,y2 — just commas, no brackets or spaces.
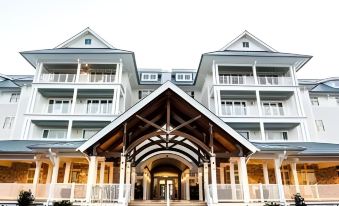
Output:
0,0,339,79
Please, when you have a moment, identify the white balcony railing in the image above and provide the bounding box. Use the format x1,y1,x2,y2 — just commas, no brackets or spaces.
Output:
216,184,243,201
258,76,293,86
79,74,116,83
284,184,339,201
249,184,280,202
91,184,130,205
218,75,255,85
40,73,76,83
0,183,34,200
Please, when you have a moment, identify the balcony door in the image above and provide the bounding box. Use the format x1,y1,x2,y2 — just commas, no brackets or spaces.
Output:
221,101,247,116
48,99,72,114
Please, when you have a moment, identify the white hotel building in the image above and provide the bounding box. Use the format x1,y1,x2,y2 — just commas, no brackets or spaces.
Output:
1,28,339,205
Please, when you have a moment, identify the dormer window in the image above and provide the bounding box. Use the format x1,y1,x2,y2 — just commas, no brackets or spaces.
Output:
176,73,192,81
242,41,249,48
85,39,92,45
141,73,158,81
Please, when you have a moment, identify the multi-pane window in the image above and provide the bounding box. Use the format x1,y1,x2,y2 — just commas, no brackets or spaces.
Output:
82,129,99,139
266,131,288,141
48,99,72,114
138,90,153,99
176,73,192,81
258,74,279,85
87,99,112,114
315,120,325,132
220,101,247,116
310,97,319,106
262,102,284,116
85,39,92,45
242,42,249,48
141,73,158,81
3,117,15,129
10,93,20,103
42,129,67,139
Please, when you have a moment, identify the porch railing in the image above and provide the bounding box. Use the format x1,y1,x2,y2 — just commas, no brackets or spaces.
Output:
79,74,116,83
249,184,279,202
0,183,34,200
216,184,243,201
284,184,339,201
49,183,87,201
39,73,76,83
91,184,130,205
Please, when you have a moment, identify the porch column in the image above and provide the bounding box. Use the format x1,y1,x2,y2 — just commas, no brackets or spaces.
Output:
230,160,237,200
274,158,286,204
263,162,270,185
143,168,148,200
86,156,98,202
130,166,136,200
109,162,114,184
210,156,218,203
46,163,53,184
48,156,60,202
125,162,131,202
32,160,42,195
198,167,203,201
99,161,106,184
118,155,126,202
185,171,190,200
238,157,250,203
63,162,71,183
291,162,300,193
203,162,209,202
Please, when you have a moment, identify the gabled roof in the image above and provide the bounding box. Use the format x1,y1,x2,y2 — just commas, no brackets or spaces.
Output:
78,81,258,154
55,27,115,49
219,30,277,52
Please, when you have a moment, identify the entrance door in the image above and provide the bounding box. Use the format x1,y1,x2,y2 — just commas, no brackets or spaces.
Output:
159,179,174,200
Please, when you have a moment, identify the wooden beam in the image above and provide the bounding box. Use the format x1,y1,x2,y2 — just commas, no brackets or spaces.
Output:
136,115,167,133
149,138,165,149
209,123,214,154
123,123,127,154
171,112,204,139
170,115,201,133
125,131,166,154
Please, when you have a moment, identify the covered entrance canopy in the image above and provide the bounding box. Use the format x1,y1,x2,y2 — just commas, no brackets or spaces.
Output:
78,81,257,165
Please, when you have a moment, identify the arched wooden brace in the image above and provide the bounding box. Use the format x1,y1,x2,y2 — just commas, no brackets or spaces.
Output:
127,139,208,162
134,147,200,166
125,131,166,154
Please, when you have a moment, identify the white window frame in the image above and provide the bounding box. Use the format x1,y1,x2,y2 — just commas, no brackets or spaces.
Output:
42,129,67,139
138,89,153,100
265,131,288,141
82,129,99,139
86,99,113,114
176,73,192,82
3,116,15,129
141,73,158,81
310,97,319,106
315,120,325,132
218,74,249,85
237,131,250,139
262,101,284,116
220,100,247,116
242,41,249,48
48,99,72,114
9,92,20,103
258,74,279,85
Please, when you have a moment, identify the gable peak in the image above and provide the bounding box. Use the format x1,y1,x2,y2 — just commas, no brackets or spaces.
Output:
219,30,277,52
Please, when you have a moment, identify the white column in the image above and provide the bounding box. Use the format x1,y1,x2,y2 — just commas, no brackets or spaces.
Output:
75,61,81,82
291,162,300,193
185,172,190,200
252,61,258,85
220,164,225,184
32,161,42,194
46,163,53,184
86,156,98,202
263,162,270,185
203,162,209,202
230,161,237,200
118,155,126,202
143,168,148,200
99,161,106,184
48,156,60,202
71,88,78,114
210,156,218,203
109,162,114,184
238,157,250,203
130,166,136,200
198,167,203,201
126,162,131,185
67,120,73,139
274,158,286,204
63,162,71,183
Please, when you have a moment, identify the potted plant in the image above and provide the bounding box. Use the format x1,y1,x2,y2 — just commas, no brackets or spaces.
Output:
17,190,35,206
53,200,73,206
294,193,307,206
264,202,280,206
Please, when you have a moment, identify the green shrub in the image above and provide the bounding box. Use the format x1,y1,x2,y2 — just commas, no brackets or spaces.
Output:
17,190,35,206
264,202,280,206
53,200,73,206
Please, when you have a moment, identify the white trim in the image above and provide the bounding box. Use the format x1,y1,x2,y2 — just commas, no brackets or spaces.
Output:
219,30,277,52
78,81,258,153
175,73,193,81
141,73,158,81
55,27,115,49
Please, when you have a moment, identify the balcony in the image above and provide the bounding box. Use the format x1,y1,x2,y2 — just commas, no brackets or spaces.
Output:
258,76,293,86
219,75,255,85
78,74,116,83
39,73,116,83
40,73,76,83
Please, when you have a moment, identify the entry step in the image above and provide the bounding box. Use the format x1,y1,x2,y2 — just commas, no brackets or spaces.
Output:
129,200,207,206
